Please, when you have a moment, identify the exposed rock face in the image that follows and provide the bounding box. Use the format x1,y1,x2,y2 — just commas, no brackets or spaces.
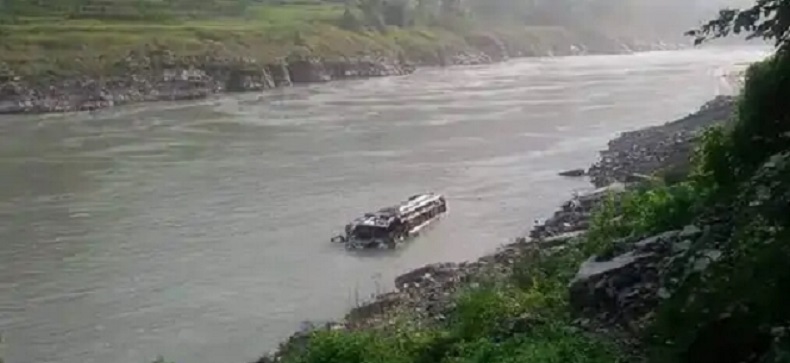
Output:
0,68,218,114
265,62,293,87
287,58,332,83
568,227,705,331
0,34,686,115
225,68,275,92
0,55,415,114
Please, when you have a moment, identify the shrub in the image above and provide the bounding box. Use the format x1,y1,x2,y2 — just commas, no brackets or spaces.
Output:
446,323,621,363
648,53,790,363
452,287,530,339
583,182,700,257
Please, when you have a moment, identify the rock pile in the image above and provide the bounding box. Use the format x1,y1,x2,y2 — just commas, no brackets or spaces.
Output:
529,183,626,241
344,244,531,330
588,96,736,187
565,222,729,337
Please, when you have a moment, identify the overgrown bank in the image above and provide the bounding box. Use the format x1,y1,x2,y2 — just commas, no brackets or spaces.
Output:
0,2,680,114
254,30,788,363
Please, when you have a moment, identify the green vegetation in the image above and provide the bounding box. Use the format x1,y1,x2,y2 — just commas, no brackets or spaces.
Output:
0,0,581,78
281,247,622,363
270,2,790,363
7,0,785,361
283,53,789,361
0,0,729,81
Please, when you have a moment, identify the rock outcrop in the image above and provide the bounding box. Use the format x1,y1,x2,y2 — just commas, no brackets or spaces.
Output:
0,54,415,115
0,33,688,115
570,230,676,328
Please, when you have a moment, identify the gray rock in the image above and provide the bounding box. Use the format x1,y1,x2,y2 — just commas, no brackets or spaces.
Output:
672,239,693,254
633,230,679,252
571,251,655,284
679,224,703,239
691,249,722,272
559,168,586,177
587,96,736,188
539,230,587,247
568,229,689,328
288,59,332,83
265,62,292,87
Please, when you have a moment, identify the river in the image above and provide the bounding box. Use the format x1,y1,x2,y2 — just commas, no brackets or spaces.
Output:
0,46,769,363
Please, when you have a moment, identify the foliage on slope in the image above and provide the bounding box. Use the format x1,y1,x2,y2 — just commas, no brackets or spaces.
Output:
277,245,623,363
275,2,790,362
0,0,670,80
577,51,790,363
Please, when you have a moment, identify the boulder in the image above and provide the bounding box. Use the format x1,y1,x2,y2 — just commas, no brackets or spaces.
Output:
559,168,586,177
568,230,684,328
265,62,292,87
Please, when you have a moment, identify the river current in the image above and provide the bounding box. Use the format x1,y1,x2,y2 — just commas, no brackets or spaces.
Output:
0,46,769,363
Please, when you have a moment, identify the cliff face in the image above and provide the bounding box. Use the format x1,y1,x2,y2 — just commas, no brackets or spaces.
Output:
0,55,414,114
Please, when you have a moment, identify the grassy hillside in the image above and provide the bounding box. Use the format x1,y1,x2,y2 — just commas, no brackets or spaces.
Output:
0,0,616,81
1,3,358,77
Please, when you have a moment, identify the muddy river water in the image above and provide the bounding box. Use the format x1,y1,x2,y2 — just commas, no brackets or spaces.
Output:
0,46,769,363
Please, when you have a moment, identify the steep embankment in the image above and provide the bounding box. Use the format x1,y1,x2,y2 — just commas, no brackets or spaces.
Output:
253,89,745,363
0,8,681,115
262,51,790,363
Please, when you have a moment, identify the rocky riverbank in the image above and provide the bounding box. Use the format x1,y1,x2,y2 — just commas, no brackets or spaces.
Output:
0,35,684,115
255,95,734,362
587,95,737,187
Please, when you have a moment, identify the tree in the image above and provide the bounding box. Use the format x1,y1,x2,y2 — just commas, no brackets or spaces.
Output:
687,0,790,50
358,0,386,30
383,1,411,27
339,5,363,30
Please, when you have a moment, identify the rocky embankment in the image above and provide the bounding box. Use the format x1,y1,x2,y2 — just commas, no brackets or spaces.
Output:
587,95,737,187
0,54,416,114
0,34,684,115
256,96,735,362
